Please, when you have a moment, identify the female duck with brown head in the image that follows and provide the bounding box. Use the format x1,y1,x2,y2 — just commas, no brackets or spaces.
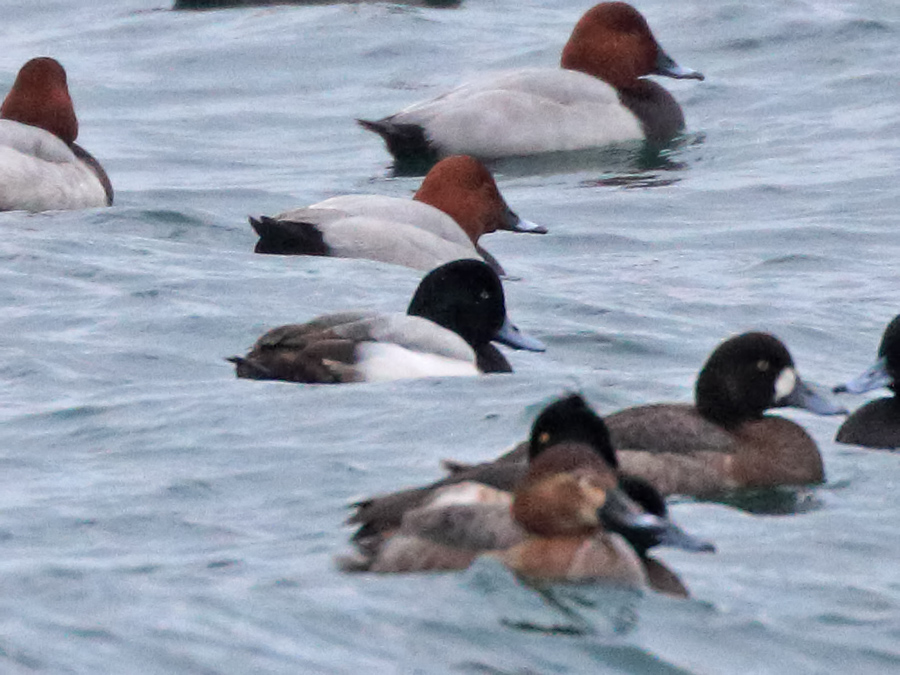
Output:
342,395,713,592
0,57,112,211
834,315,900,449
359,3,704,163
250,155,544,275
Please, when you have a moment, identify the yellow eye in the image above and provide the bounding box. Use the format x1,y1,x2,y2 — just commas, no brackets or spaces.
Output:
757,360,769,371
538,431,550,445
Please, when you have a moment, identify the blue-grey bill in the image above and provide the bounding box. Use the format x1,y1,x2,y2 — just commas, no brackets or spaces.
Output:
833,356,892,394
494,317,546,352
655,50,704,81
503,206,548,234
654,520,716,553
782,377,848,415
510,216,548,234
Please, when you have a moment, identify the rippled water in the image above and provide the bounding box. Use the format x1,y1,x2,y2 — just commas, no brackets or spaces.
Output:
0,0,898,673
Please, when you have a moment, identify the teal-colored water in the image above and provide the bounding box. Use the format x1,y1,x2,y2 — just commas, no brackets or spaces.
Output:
0,0,898,672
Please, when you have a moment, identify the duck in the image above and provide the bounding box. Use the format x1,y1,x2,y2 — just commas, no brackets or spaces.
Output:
605,332,847,496
833,315,900,449
228,259,545,383
0,57,112,212
446,334,847,499
250,155,545,274
359,2,704,164
343,394,713,594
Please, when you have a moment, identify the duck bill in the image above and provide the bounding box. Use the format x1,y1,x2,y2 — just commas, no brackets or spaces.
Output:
493,317,546,352
501,206,548,234
654,49,704,81
777,374,848,415
833,356,892,394
653,520,716,553
599,489,715,554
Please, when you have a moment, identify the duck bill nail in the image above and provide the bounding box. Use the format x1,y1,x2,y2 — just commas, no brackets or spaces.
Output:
833,357,892,394
504,210,548,234
494,317,546,352
655,523,716,553
654,50,705,81
781,377,848,416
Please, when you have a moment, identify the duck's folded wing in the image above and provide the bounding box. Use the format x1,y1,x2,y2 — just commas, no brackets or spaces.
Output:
348,462,528,546
233,313,375,383
311,195,472,248
605,404,737,453
345,484,522,573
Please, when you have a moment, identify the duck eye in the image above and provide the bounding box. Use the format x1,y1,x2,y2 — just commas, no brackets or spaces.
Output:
757,360,769,371
479,290,490,301
538,431,550,445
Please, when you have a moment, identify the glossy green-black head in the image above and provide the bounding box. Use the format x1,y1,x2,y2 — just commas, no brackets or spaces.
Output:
527,394,616,469
696,332,844,428
406,259,544,352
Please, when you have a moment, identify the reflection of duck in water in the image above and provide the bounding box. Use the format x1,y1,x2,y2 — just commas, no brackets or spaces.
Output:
343,395,713,596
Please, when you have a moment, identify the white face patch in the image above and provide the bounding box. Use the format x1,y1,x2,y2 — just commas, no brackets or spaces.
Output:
773,367,797,402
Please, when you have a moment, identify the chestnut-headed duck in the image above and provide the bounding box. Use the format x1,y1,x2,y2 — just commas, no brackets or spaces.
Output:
228,259,545,383
359,2,704,164
343,395,713,593
250,156,544,275
0,57,112,212
834,315,900,449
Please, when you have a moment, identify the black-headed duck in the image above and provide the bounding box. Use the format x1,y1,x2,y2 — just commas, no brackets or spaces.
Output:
606,332,846,496
251,155,545,274
834,315,900,449
228,259,545,383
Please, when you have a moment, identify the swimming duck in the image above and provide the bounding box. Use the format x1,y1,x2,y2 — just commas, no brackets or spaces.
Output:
833,315,900,449
449,334,846,498
344,395,713,593
251,156,545,274
0,57,112,212
605,332,846,496
359,2,704,163
228,259,545,383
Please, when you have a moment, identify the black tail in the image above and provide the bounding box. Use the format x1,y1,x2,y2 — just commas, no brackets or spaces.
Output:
226,355,273,380
357,118,439,168
250,216,329,256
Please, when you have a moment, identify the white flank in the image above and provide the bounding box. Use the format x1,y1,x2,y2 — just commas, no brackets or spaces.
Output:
356,342,479,382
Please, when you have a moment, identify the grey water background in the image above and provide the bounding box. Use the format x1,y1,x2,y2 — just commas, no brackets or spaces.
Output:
0,0,898,672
